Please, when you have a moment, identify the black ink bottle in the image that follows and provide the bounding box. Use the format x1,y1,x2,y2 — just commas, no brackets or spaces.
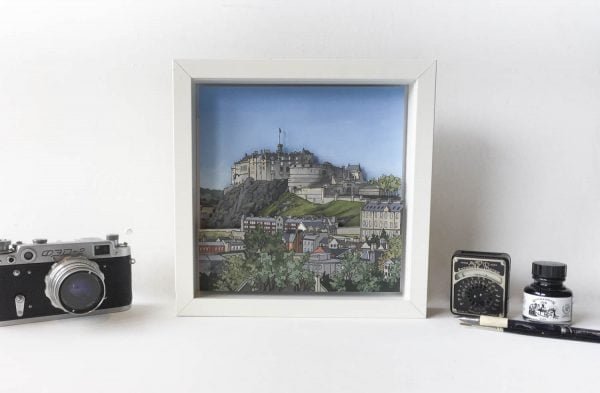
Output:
523,261,572,325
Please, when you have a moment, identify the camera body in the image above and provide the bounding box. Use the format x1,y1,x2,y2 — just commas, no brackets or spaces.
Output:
0,235,133,326
451,250,510,317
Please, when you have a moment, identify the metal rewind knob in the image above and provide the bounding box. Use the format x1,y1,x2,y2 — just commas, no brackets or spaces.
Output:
0,240,11,253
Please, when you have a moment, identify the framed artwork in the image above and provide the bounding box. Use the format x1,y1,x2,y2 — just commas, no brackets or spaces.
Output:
174,59,435,318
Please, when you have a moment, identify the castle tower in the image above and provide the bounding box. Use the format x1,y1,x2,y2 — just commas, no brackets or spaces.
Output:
277,128,284,154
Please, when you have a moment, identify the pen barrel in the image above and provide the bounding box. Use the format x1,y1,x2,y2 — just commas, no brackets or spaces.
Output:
508,320,600,343
507,320,564,338
563,327,600,343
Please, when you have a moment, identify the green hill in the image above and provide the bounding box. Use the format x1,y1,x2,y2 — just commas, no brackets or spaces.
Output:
260,192,363,227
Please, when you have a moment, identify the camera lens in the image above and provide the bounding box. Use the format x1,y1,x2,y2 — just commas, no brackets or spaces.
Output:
23,251,34,261
59,272,105,314
44,257,106,314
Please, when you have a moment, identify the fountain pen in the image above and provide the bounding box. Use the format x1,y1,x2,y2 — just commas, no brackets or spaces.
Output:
459,316,600,343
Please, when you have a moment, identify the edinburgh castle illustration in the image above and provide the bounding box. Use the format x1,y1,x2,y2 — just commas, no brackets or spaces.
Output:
229,129,390,204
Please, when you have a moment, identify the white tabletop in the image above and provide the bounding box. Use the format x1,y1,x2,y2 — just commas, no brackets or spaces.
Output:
1,293,597,393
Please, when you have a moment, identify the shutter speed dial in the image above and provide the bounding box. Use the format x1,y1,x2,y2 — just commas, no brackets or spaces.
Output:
454,276,504,315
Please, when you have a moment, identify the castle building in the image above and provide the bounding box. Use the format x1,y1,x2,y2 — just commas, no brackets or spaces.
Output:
230,146,316,185
229,131,365,194
360,200,404,240
288,162,363,191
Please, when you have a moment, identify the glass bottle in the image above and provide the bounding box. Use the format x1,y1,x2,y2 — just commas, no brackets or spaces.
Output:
523,261,572,325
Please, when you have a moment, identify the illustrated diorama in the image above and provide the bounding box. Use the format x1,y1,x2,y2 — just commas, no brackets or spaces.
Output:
196,85,407,293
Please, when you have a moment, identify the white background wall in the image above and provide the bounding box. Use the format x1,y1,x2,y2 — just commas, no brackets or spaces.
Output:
1,1,599,392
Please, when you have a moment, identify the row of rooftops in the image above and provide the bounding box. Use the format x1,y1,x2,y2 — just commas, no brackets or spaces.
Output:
241,215,337,225
198,239,245,247
200,234,387,249
243,201,403,216
198,246,389,265
243,216,279,223
286,216,336,225
361,200,404,212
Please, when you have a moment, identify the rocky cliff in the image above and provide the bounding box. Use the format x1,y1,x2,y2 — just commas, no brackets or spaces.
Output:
206,178,288,229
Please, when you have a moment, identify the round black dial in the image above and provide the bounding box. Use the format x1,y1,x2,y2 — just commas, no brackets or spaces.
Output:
454,276,504,315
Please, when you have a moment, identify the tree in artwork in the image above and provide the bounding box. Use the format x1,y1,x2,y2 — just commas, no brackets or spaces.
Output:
216,254,255,291
331,251,382,292
217,228,314,292
370,174,402,195
381,235,403,290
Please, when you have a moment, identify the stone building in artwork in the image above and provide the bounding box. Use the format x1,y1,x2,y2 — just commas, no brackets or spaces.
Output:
228,130,402,206
360,200,404,240
230,144,316,185
229,130,367,201
240,215,338,235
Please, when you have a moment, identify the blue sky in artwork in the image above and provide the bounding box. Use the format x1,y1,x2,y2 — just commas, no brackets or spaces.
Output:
197,85,406,189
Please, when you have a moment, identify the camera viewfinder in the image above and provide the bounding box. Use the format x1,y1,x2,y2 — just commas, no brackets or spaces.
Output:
94,245,110,256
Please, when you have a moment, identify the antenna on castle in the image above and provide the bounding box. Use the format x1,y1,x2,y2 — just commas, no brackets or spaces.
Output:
277,128,284,154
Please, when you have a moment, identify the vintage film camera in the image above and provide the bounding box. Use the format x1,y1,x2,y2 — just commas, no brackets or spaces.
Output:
451,250,510,317
0,234,133,326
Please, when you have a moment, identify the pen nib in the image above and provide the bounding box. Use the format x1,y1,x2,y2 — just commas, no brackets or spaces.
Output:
457,316,481,326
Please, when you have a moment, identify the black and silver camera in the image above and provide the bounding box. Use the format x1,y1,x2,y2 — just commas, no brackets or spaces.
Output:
0,234,133,326
451,250,510,317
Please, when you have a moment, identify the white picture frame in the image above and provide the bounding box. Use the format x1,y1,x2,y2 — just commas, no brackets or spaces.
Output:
174,59,436,318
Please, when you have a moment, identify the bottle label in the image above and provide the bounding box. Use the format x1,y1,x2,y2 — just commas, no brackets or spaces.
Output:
522,293,572,323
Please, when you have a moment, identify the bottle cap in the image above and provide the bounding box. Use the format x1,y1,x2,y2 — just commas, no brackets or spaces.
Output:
532,261,567,280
